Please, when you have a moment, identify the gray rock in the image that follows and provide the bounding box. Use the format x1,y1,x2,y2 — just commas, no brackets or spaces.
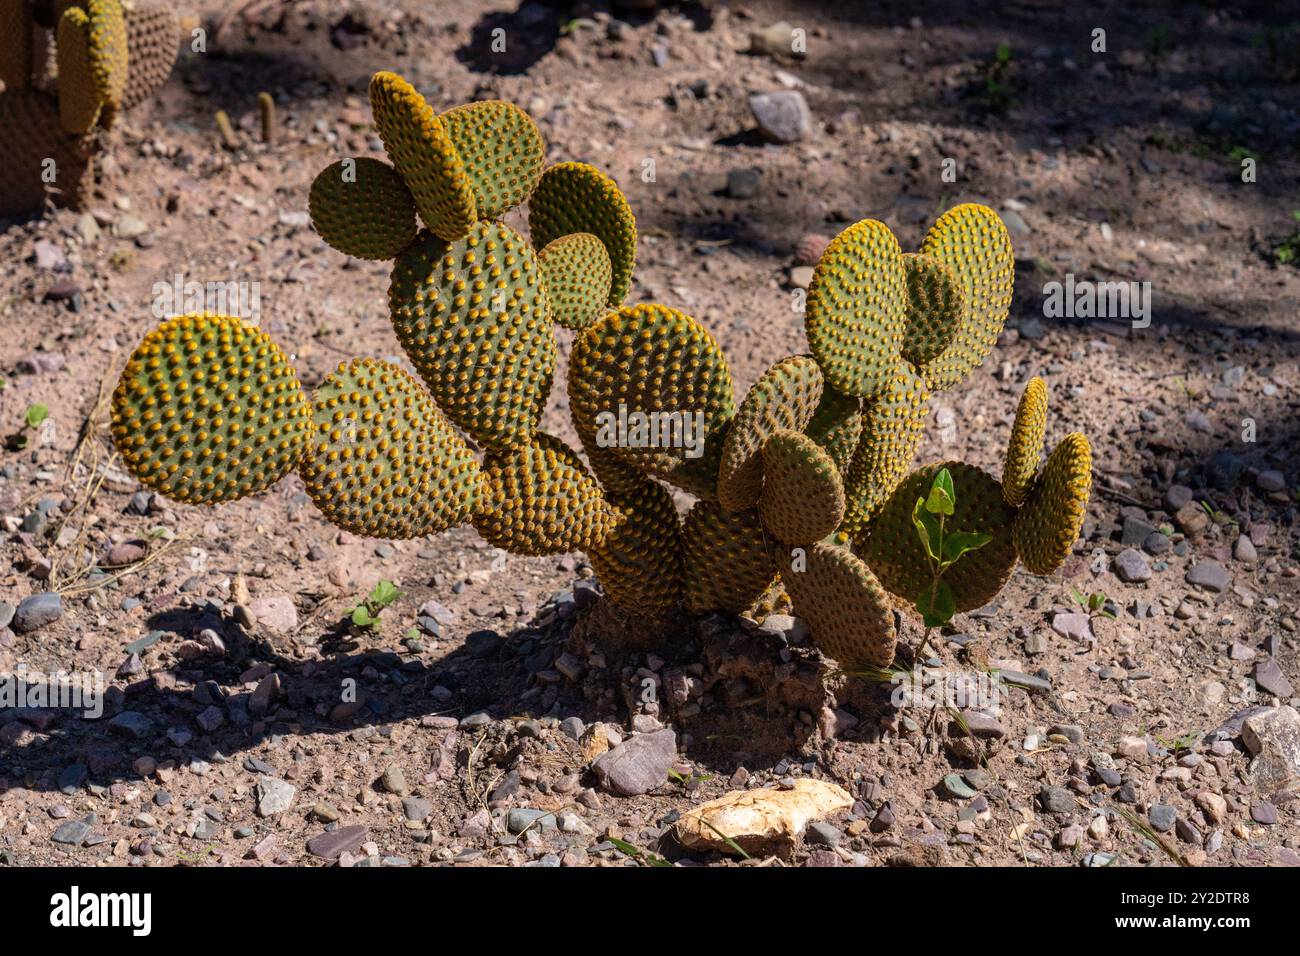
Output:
108,711,154,740
591,728,677,796
1186,561,1229,592
806,821,842,847
1148,804,1176,832
1049,723,1084,744
1120,516,1156,546
51,819,92,846
1233,535,1258,564
1143,531,1171,555
256,776,296,816
749,91,812,143
1114,548,1151,583
941,774,977,799
559,716,586,740
1256,469,1286,493
58,764,87,795
1240,706,1300,791
0,603,14,630
307,824,367,860
725,167,760,199
1039,785,1075,814
13,592,62,633
402,797,432,822
380,765,408,795
507,808,557,833
1254,659,1294,699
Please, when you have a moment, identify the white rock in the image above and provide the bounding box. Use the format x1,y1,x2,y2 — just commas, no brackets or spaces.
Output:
675,779,852,855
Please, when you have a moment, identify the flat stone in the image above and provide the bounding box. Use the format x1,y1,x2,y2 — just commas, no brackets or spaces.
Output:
1256,469,1286,493
380,765,408,795
51,819,92,846
941,774,977,799
1039,785,1075,814
1186,561,1229,593
256,776,297,816
1253,659,1294,699
1051,611,1092,641
306,824,367,860
402,797,431,822
507,808,557,833
108,711,154,740
249,593,298,633
1148,804,1176,832
591,728,677,796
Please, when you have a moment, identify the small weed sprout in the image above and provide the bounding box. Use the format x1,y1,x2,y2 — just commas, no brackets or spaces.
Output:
1274,211,1300,266
350,580,401,631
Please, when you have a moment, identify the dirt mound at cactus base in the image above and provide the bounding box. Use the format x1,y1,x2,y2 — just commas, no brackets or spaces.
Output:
1,0,1298,868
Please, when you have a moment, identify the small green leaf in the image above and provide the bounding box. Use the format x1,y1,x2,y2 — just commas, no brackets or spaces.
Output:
24,404,48,429
912,497,942,561
940,530,992,566
351,606,372,627
369,579,400,608
925,468,955,516
916,579,956,628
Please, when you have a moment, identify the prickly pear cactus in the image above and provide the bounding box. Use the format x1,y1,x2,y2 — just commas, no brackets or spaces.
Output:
109,69,1094,681
0,0,180,215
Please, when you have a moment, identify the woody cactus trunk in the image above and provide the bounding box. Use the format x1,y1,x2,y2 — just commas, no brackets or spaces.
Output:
107,70,1094,674
0,0,181,215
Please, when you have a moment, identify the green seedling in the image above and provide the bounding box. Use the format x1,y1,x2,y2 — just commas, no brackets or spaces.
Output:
608,837,672,867
1069,586,1116,619
980,42,1016,112
1274,211,1300,266
350,579,401,630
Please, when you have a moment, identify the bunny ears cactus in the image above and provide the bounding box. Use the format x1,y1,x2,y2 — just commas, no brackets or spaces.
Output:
0,0,181,215
110,69,1093,684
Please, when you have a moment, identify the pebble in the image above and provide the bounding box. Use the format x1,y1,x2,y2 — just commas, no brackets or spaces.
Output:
108,711,154,740
248,593,298,633
256,776,297,816
1196,791,1228,823
725,167,760,199
51,819,92,846
507,808,557,834
1250,801,1278,825
1233,535,1258,563
380,765,409,795
1148,804,1176,832
1256,470,1286,493
941,774,977,799
12,592,63,632
1051,611,1092,641
1039,784,1075,814
1186,561,1229,593
1113,548,1151,583
1253,659,1294,698
306,824,367,860
402,798,431,822
1241,706,1300,791
748,90,812,143
591,728,677,796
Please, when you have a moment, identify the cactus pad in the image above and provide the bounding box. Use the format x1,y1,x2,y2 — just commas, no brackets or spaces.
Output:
860,461,1019,613
0,89,94,215
781,543,896,669
759,429,845,545
590,480,684,621
1002,376,1048,507
309,157,418,261
681,501,777,615
369,70,476,241
529,161,637,307
1013,432,1092,575
440,99,544,220
388,223,554,451
110,314,312,505
569,304,734,491
472,432,617,555
300,358,480,539
57,6,102,133
900,252,963,369
538,232,612,330
716,354,823,512
1,0,33,91
804,219,907,399
804,384,862,475
85,0,128,109
917,203,1014,392
120,2,180,110
840,359,930,538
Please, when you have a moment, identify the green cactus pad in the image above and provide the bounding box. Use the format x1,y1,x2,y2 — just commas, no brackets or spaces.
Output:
529,161,637,306
1,0,33,92
369,70,476,241
440,99,544,220
716,354,823,512
804,219,907,399
0,89,94,215
781,542,896,670
590,479,684,622
804,384,862,475
840,359,930,538
900,252,963,369
120,2,180,110
759,430,845,545
1013,432,1092,575
538,232,612,331
309,157,418,261
110,314,312,505
681,500,778,615
57,6,102,133
300,358,480,539
860,461,1019,613
917,203,1014,392
388,223,554,452
1002,376,1048,507
473,432,617,555
569,304,735,493
85,0,128,110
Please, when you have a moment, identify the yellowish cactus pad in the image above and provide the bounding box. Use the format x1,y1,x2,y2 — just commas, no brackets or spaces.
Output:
309,157,418,261
1014,432,1092,575
781,542,896,670
440,99,544,220
1002,376,1048,507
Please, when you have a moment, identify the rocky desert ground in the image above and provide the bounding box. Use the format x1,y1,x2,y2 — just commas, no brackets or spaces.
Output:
0,0,1298,869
